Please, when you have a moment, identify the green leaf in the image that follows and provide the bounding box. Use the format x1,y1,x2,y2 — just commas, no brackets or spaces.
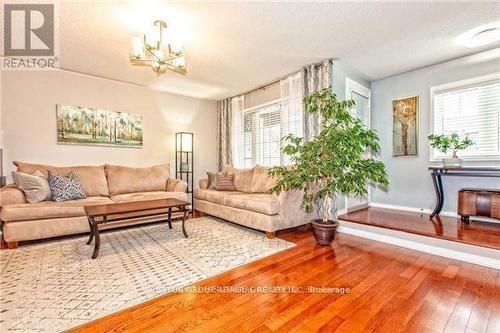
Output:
268,88,389,214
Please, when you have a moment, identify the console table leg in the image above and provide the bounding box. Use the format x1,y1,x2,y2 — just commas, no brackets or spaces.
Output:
430,172,444,218
437,174,444,214
181,208,188,238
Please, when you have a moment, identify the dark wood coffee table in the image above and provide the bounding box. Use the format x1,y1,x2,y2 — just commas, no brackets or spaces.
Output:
84,198,190,259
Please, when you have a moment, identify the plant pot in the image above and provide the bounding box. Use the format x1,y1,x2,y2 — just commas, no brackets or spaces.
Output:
442,157,463,167
311,219,338,245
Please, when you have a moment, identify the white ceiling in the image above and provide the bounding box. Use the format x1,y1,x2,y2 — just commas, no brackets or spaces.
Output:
9,1,500,100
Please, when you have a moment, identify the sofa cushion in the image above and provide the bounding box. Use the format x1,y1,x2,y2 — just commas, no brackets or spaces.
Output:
13,161,108,197
106,164,169,195
223,193,280,215
111,191,188,203
0,197,113,222
224,165,254,192
194,189,244,205
250,166,277,193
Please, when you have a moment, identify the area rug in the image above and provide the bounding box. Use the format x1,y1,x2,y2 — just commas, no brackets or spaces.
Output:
0,217,294,332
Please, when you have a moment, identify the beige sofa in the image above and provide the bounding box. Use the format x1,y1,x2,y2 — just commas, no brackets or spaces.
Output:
194,165,311,238
0,162,188,248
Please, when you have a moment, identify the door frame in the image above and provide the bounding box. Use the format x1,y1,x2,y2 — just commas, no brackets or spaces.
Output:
345,77,371,212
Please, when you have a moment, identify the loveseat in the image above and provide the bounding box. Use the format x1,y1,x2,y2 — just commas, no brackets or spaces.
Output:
194,165,311,238
0,162,188,248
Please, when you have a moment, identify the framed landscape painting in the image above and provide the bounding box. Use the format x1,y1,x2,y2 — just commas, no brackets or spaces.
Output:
392,96,418,157
56,105,143,148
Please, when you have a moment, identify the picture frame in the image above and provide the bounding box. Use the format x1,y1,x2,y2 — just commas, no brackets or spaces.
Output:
56,105,143,148
392,96,418,157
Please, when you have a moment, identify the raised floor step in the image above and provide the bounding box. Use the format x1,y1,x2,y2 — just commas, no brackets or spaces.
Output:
338,207,500,269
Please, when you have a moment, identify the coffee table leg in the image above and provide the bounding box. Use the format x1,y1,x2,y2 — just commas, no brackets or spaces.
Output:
89,216,100,259
181,207,188,238
168,207,172,229
86,216,94,245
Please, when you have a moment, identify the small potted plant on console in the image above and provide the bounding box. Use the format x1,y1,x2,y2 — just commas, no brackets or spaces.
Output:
427,133,474,167
268,88,389,245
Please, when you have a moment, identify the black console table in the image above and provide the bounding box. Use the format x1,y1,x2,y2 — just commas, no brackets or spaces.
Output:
428,166,500,218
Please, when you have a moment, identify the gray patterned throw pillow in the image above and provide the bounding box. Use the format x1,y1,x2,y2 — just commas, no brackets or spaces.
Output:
48,171,87,202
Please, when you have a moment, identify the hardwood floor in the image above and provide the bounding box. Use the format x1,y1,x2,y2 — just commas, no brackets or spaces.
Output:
340,207,500,250
71,225,500,333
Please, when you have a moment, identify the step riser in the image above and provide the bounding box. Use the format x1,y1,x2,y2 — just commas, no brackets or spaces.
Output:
338,220,500,269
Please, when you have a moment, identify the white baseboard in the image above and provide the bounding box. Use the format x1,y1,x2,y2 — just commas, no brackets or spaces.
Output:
369,202,452,216
369,202,500,224
338,220,500,270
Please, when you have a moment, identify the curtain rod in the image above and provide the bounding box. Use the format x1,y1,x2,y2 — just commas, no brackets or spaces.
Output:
229,76,284,100
227,59,334,100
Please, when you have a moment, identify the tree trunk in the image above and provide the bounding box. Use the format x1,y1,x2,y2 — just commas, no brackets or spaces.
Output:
401,123,409,155
322,196,329,224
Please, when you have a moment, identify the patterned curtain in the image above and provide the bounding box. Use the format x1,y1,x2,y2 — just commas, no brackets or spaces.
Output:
302,59,334,140
216,98,232,171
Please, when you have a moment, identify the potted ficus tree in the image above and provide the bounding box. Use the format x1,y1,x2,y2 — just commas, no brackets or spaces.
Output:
268,88,389,245
427,133,474,167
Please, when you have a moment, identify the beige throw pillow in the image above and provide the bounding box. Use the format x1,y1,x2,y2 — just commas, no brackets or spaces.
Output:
223,164,254,192
12,171,51,203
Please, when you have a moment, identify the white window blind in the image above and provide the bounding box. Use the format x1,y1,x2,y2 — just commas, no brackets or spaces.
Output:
432,76,500,160
234,71,304,168
242,99,303,167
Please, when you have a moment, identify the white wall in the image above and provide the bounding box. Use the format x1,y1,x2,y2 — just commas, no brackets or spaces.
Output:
370,49,500,213
1,70,218,188
0,69,4,180
332,59,371,99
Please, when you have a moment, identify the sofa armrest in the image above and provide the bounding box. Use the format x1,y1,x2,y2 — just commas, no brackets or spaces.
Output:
0,185,27,207
278,189,313,228
199,179,208,190
166,178,188,192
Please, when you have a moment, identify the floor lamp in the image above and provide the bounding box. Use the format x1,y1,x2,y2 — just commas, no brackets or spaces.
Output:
175,132,194,211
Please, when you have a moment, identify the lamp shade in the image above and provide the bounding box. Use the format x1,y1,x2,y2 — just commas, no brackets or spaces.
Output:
132,37,144,58
176,132,192,152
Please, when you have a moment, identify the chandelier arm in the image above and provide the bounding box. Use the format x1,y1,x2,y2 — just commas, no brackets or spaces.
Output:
144,45,162,62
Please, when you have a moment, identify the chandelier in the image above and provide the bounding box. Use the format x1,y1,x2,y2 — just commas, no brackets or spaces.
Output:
130,20,186,75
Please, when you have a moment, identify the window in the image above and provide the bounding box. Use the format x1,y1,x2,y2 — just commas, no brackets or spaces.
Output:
232,71,303,168
241,99,303,167
431,74,500,160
